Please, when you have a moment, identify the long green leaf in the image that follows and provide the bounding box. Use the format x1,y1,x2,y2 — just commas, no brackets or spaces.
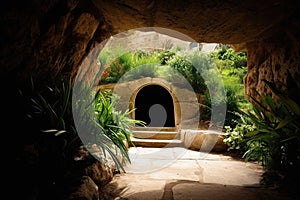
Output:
61,79,71,117
280,136,298,143
245,129,274,137
264,79,300,116
276,116,295,130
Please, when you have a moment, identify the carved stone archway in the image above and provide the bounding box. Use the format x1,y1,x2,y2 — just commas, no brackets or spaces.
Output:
100,77,200,130
134,84,175,127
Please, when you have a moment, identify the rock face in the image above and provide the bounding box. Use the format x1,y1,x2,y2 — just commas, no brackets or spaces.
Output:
65,176,99,200
244,21,300,101
62,148,114,200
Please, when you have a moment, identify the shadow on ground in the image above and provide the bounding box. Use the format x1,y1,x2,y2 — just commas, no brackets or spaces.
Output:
101,179,297,200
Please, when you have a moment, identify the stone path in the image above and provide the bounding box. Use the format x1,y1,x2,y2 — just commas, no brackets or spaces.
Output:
102,147,296,200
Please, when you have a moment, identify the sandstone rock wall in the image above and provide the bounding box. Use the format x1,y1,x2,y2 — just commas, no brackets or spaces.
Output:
244,15,300,102
1,0,111,86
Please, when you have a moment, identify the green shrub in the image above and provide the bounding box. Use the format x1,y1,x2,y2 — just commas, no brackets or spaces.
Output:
25,74,146,173
99,48,215,94
157,49,176,64
25,76,82,160
209,46,247,69
223,112,256,152
94,89,145,168
166,53,203,91
99,50,161,84
120,64,160,82
243,77,300,170
99,52,133,84
223,108,279,168
223,70,300,170
228,67,247,84
239,71,300,188
208,46,250,127
224,86,241,126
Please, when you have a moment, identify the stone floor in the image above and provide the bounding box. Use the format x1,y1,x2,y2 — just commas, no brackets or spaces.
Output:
102,147,296,200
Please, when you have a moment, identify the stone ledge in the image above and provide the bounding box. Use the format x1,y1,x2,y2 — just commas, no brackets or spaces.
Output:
180,129,228,152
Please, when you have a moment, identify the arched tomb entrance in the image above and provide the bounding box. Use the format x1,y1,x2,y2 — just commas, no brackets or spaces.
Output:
103,77,200,131
135,84,175,127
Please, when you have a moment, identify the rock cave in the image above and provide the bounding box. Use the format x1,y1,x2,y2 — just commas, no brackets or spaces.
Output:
3,0,300,199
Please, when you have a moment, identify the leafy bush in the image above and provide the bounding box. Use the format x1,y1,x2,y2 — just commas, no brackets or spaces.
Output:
24,76,81,161
224,86,241,126
209,46,247,70
200,85,239,126
99,52,133,84
18,76,84,197
208,45,250,126
120,64,160,82
229,67,247,84
237,71,300,188
166,53,204,92
99,50,161,84
99,49,212,94
73,76,148,172
157,49,176,64
243,75,300,170
223,113,256,153
94,89,145,168
24,74,146,173
224,70,300,170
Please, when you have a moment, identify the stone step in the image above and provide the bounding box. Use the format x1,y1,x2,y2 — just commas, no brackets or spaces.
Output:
133,126,177,132
132,130,179,140
129,137,184,148
132,126,179,140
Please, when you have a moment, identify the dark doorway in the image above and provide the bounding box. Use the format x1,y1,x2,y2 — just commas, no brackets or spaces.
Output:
135,85,175,127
